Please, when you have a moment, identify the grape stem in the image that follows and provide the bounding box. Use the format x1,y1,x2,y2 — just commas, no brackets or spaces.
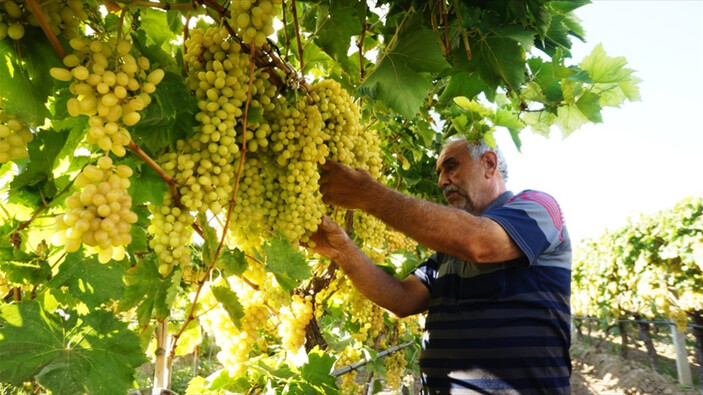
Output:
290,0,304,74
25,0,66,59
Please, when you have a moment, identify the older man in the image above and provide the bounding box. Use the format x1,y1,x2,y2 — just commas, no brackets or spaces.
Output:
309,138,572,394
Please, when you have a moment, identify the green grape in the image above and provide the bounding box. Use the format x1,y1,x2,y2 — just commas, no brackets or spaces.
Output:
53,155,136,263
147,193,195,277
229,0,281,47
383,350,408,390
335,344,363,394
0,105,32,163
49,38,163,156
278,294,313,353
311,79,383,177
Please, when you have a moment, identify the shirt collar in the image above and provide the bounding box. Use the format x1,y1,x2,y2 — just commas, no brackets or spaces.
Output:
483,191,514,213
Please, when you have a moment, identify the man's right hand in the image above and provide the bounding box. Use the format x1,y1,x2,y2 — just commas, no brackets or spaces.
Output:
318,160,376,210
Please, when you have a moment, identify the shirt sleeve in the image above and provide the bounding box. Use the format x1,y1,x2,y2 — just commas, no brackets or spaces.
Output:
411,253,441,291
483,190,566,265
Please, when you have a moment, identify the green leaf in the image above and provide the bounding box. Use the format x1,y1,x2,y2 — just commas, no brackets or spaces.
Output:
0,247,50,286
46,252,125,310
438,72,487,104
575,91,603,123
119,255,181,325
464,32,526,91
580,43,635,84
9,128,69,207
359,14,449,118
211,285,244,329
555,104,589,137
0,28,60,125
0,301,145,395
128,164,168,206
300,347,337,392
314,2,362,69
492,108,525,130
522,111,556,136
263,238,311,288
218,247,247,276
140,9,177,47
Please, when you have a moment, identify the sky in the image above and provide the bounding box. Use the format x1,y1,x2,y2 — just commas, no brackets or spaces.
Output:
495,0,703,245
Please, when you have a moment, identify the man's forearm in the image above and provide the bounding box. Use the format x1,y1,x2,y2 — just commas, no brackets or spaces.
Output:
334,241,423,317
359,182,487,259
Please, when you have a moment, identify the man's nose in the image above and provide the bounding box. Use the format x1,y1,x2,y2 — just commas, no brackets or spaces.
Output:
437,172,449,189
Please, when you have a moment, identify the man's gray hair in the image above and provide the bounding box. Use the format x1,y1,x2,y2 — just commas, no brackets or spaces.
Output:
444,137,509,182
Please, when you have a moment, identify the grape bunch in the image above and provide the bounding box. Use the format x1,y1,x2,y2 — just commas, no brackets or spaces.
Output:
147,193,195,277
0,0,85,41
278,294,313,353
383,349,408,390
50,37,164,156
335,344,363,394
267,97,328,242
0,103,32,163
199,286,270,378
311,79,383,178
228,0,281,47
53,155,137,263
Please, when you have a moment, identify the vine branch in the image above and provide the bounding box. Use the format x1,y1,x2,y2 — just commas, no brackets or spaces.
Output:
25,0,66,59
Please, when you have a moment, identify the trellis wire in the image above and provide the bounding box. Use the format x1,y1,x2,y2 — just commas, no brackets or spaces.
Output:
330,341,415,377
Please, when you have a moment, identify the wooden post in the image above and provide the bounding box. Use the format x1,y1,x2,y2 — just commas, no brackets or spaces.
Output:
152,319,171,395
671,324,693,387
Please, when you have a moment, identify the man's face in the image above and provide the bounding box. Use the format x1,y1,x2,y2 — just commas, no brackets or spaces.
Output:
436,141,485,214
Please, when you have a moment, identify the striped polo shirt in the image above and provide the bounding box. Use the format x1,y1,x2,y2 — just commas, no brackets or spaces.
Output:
412,190,572,394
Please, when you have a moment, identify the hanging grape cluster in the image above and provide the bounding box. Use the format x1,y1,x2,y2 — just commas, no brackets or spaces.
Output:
0,0,86,40
50,37,164,156
0,101,32,163
53,155,137,263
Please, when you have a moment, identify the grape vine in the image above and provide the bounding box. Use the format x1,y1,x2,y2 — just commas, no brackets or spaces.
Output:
0,1,640,394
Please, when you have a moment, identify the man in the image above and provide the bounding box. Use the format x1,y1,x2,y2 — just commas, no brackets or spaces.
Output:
309,137,572,394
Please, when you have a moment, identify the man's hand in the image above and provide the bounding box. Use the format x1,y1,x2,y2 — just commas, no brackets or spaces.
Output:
307,215,354,261
318,160,376,210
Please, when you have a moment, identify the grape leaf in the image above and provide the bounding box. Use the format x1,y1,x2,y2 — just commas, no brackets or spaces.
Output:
218,247,247,276
299,347,337,392
263,238,311,291
211,285,244,329
9,128,69,207
580,44,635,84
46,251,126,310
140,9,178,47
555,104,589,137
128,164,168,206
0,247,50,286
0,28,59,125
0,301,145,395
119,255,182,325
314,1,363,69
462,31,526,92
359,14,449,118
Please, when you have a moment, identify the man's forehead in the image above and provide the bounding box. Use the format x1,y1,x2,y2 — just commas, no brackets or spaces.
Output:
438,141,467,164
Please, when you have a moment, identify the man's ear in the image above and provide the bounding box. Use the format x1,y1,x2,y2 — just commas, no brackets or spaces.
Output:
482,151,498,178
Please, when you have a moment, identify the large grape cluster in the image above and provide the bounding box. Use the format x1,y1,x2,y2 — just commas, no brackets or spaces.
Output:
53,156,137,263
383,349,408,390
228,0,281,47
0,104,32,163
0,0,85,41
50,38,164,156
311,79,382,178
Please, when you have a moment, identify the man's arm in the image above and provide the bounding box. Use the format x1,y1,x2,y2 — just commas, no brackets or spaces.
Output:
309,216,430,318
318,161,522,263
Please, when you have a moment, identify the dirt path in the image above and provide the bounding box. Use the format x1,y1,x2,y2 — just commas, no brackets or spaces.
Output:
570,341,698,394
